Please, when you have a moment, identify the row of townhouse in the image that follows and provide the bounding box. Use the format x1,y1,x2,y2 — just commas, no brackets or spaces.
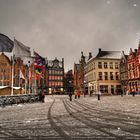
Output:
74,41,140,95
0,52,65,95
0,33,65,95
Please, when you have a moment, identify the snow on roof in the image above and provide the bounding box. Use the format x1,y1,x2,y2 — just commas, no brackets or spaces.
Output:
1,52,34,65
0,86,8,89
96,50,121,59
0,86,22,89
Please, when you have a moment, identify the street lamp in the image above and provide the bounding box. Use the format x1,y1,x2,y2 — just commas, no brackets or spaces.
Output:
97,79,100,100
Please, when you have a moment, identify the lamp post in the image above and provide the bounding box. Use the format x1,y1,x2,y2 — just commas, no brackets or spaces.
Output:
28,61,31,94
83,80,86,97
97,79,100,100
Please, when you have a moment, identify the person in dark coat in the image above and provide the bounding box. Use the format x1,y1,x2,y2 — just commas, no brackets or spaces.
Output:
42,90,45,102
69,92,72,101
75,91,77,99
39,90,42,102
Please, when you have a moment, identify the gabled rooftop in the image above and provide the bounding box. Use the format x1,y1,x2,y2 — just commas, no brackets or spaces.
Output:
95,48,121,59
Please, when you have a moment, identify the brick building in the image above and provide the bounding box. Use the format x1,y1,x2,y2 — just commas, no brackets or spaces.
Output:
0,53,11,87
127,44,140,93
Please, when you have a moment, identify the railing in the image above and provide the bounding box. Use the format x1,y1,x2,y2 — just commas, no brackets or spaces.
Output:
0,94,40,107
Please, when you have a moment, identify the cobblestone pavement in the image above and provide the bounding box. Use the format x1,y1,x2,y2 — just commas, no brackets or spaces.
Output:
0,95,140,140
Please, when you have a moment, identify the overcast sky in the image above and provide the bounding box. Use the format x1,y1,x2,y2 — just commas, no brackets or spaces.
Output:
0,0,140,71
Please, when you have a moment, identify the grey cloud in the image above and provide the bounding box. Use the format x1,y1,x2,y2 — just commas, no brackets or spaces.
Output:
0,0,140,71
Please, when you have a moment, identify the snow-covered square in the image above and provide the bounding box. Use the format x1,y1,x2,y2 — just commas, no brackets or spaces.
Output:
0,95,140,139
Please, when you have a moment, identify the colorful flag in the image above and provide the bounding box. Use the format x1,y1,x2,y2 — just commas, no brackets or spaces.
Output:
34,51,45,69
0,33,14,52
35,69,42,75
13,38,31,57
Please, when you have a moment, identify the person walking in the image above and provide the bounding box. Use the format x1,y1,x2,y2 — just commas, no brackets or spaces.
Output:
74,91,77,99
69,92,72,101
77,89,81,99
42,90,45,102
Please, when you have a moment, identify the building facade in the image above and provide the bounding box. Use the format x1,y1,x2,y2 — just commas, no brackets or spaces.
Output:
127,46,140,93
0,53,11,87
85,48,121,95
46,58,64,94
73,63,80,91
64,70,74,94
120,51,128,94
73,52,86,94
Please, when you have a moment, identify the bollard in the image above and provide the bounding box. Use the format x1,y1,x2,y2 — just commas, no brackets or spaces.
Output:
98,94,100,100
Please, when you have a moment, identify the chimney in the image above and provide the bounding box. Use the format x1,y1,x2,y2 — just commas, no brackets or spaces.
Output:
88,52,92,60
99,48,101,52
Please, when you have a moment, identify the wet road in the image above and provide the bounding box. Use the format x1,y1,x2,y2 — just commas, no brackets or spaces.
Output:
0,95,140,139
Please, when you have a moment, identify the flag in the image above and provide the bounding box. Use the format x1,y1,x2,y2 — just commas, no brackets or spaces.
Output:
34,51,45,69
35,69,42,75
13,38,31,57
0,33,14,52
19,70,25,79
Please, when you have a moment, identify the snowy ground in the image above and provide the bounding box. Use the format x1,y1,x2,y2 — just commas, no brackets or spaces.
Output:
0,95,140,140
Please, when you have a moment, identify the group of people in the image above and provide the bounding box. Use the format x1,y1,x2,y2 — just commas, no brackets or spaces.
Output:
68,89,81,101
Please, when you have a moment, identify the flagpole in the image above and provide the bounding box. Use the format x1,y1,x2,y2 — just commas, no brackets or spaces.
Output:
32,58,34,95
28,61,30,94
2,70,4,86
25,68,27,94
11,38,15,96
25,79,27,94
11,55,14,96
33,49,36,95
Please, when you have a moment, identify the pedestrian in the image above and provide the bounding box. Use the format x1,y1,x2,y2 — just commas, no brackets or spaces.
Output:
39,90,42,102
69,92,72,101
75,91,77,99
132,91,135,97
77,89,81,99
42,90,45,102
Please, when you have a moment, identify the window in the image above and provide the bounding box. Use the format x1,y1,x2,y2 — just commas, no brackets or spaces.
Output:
111,85,115,94
100,85,108,93
104,62,108,69
109,62,113,69
104,72,108,80
132,63,135,70
98,62,102,69
128,64,131,70
115,62,119,69
110,72,114,80
116,72,119,80
99,72,102,80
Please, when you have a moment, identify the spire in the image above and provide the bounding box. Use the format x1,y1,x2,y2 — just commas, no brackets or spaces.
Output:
139,38,140,48
81,51,84,57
